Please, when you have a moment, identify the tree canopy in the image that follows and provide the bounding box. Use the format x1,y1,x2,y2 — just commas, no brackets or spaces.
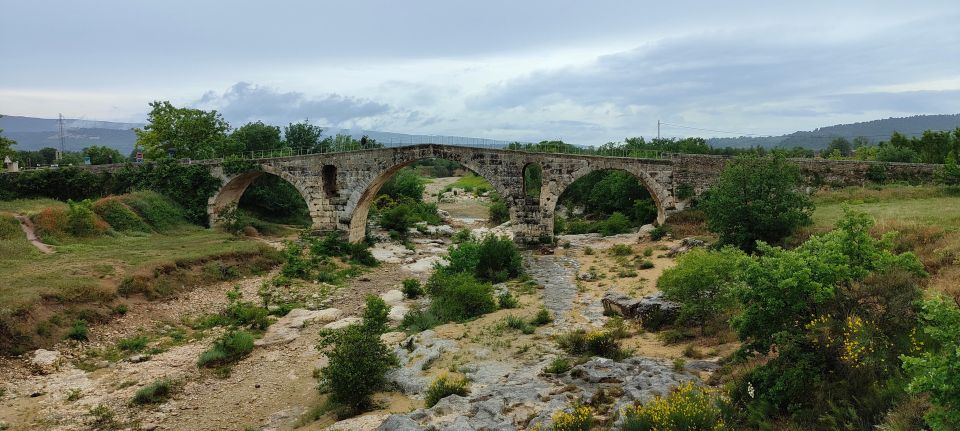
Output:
134,101,233,159
701,155,813,251
231,121,282,152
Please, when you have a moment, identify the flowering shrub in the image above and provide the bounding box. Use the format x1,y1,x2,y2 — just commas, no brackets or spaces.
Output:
621,382,727,431
550,405,594,431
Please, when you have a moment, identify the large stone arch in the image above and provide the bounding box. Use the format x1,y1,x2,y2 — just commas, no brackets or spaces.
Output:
344,149,513,243
208,164,321,228
539,162,674,237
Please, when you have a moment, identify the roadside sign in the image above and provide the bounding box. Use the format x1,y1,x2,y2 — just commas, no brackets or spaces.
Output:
83,156,91,165
135,151,144,163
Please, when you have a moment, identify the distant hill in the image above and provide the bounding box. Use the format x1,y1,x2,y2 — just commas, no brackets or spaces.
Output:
0,115,143,153
3,113,959,154
707,114,960,150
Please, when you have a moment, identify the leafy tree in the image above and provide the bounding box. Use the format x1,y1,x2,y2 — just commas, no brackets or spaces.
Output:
877,143,920,163
284,120,324,150
134,101,233,159
658,247,749,333
231,120,283,152
826,137,853,157
901,296,960,430
937,150,960,185
701,155,813,251
0,116,16,159
83,145,125,165
379,168,425,201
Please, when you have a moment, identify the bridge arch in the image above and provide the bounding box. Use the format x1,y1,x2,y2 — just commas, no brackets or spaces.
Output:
345,154,512,243
540,164,672,237
208,164,320,229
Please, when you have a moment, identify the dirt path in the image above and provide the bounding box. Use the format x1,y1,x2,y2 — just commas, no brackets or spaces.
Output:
14,214,54,254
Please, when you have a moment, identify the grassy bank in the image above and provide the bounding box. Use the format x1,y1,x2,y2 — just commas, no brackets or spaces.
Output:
0,196,282,354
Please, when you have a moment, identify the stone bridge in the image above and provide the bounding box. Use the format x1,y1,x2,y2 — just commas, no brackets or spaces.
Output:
201,144,939,243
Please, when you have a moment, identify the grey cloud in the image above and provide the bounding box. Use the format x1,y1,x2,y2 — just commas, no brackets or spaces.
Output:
195,82,392,127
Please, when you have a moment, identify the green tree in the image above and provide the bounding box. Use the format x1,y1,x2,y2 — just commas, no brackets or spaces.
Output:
283,120,324,150
379,168,425,202
0,115,16,159
937,150,960,185
83,145,125,165
826,137,853,157
134,101,233,159
701,155,813,251
231,121,283,152
901,296,960,431
658,247,749,333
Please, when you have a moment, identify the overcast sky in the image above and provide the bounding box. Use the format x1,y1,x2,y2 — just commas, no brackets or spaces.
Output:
2,1,959,144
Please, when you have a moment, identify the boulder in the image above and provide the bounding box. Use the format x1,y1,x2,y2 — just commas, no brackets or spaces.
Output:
380,289,404,305
323,316,362,330
387,304,410,322
636,292,680,330
666,237,706,257
30,349,62,374
256,308,343,346
601,291,643,318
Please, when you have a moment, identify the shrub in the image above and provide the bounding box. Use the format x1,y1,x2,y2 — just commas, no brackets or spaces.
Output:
505,315,535,334
66,199,106,236
121,191,186,231
608,244,633,256
347,242,378,267
498,291,519,309
620,382,726,431
117,335,149,352
544,357,571,374
556,329,589,355
378,201,413,237
224,286,271,330
701,155,813,251
643,247,653,257
474,235,523,282
197,330,255,368
488,197,509,225
550,405,594,431
280,241,312,279
318,321,398,413
93,197,151,232
598,212,631,236
649,225,668,241
638,260,654,269
658,247,748,333
401,278,423,299
131,378,178,405
424,375,470,407
531,307,553,326
400,309,441,333
585,330,627,359
901,296,960,430
361,295,390,335
427,272,497,322
67,320,89,341
86,405,120,430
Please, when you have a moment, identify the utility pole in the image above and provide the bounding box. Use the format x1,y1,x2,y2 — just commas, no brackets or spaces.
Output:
57,113,65,160
657,120,660,140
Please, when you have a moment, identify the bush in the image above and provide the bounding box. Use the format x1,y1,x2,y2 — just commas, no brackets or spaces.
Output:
498,291,519,309
488,196,509,225
550,405,594,431
67,320,89,341
658,247,748,333
544,357,571,374
400,308,441,333
361,295,390,335
598,211,631,236
427,272,497,322
531,307,553,326
65,199,106,236
131,378,178,405
701,155,813,251
608,244,633,256
318,321,398,413
638,260,654,269
556,329,626,359
649,225,668,241
120,191,186,231
620,382,726,431
424,375,470,407
197,330,255,368
93,197,151,232
401,278,423,299
505,315,535,334
117,335,149,352
901,296,960,430
441,234,523,283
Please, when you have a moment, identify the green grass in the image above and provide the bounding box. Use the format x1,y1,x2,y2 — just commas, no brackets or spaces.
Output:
0,198,67,215
444,174,492,193
812,187,960,231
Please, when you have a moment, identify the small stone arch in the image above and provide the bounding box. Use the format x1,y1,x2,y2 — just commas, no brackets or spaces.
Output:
345,155,511,243
522,162,543,200
208,164,319,228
